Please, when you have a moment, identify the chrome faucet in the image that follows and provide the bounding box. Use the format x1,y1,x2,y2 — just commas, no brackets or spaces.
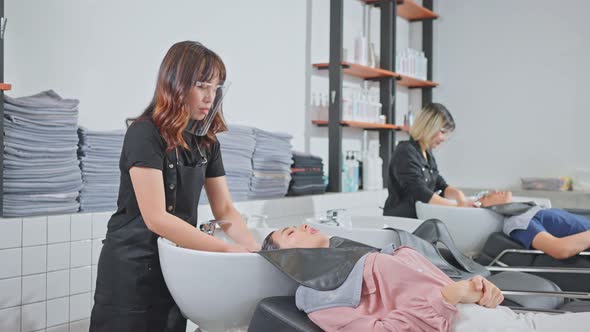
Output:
199,219,225,236
319,209,347,226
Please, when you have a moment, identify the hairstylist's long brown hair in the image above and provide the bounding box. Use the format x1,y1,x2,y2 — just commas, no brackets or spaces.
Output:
140,41,227,151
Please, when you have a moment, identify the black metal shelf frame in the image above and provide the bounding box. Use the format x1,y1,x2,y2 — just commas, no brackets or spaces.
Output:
422,0,434,106
326,0,435,192
1,0,5,215
327,0,397,192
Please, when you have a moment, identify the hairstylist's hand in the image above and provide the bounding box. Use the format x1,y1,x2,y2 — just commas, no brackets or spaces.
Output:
457,200,478,208
470,275,504,308
224,243,250,253
246,243,262,252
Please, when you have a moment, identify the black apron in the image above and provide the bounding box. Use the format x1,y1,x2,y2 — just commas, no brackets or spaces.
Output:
90,145,206,332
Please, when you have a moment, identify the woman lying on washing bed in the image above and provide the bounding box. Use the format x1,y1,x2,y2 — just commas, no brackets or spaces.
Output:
477,191,590,260
261,224,589,332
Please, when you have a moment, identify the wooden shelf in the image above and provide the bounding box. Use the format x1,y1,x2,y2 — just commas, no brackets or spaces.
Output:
313,62,397,80
397,74,438,88
313,62,437,88
363,0,438,21
0,83,12,91
312,120,405,131
397,0,438,21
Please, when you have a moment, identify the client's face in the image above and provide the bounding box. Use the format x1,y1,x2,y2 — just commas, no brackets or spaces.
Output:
270,224,329,249
480,191,513,207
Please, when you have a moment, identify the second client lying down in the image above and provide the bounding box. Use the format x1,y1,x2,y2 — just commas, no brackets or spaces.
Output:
477,191,590,259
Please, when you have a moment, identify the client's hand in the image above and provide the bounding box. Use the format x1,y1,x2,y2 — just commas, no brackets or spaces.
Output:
470,275,504,308
441,276,503,308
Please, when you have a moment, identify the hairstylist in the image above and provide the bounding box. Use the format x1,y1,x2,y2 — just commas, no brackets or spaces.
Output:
383,103,473,218
90,41,259,332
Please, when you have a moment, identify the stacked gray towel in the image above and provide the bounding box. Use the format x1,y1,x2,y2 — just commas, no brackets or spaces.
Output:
3,90,82,216
249,128,292,200
200,125,256,205
78,127,125,212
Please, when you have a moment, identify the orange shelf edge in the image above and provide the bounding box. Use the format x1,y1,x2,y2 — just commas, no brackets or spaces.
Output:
397,75,438,88
397,0,438,21
313,62,397,80
312,120,404,131
312,62,437,88
0,83,12,91
363,0,438,21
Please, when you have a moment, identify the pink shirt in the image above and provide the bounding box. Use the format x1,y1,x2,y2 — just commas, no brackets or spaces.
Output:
308,247,458,332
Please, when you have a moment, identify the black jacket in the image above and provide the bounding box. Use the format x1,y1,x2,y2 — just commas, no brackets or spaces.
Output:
383,138,448,218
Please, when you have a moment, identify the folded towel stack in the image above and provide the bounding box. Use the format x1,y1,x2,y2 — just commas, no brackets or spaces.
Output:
288,151,326,196
248,129,293,200
78,127,125,212
200,125,256,205
3,90,82,216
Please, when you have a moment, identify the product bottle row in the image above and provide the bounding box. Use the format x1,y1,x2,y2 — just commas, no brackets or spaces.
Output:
312,86,385,124
341,141,383,193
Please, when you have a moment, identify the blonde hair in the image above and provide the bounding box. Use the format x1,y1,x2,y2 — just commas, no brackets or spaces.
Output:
409,103,455,148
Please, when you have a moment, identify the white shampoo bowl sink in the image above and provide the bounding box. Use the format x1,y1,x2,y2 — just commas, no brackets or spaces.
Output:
307,215,424,248
415,196,551,255
157,228,298,332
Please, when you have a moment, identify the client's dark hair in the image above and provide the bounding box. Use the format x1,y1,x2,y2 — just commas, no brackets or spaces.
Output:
261,231,280,250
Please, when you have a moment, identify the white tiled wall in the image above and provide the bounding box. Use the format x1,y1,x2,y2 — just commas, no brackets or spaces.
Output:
0,211,111,332
0,190,388,332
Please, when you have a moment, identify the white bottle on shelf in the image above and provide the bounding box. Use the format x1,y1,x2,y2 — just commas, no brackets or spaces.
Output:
364,141,383,190
360,93,367,123
319,93,329,121
361,147,375,190
352,90,360,122
400,51,408,75
374,97,382,124
342,87,352,121
342,151,350,192
311,92,318,120
354,32,368,66
350,152,359,192
408,48,416,77
346,151,356,192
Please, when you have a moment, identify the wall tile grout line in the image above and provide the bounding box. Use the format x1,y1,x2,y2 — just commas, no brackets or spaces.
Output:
46,217,49,331
68,214,72,331
4,295,69,308
20,218,24,332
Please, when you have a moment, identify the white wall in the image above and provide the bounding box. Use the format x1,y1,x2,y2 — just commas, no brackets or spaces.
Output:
5,0,424,178
5,0,308,149
433,0,590,189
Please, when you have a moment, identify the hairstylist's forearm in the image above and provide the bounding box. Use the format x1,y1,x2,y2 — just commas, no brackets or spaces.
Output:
147,212,234,252
218,207,259,250
428,193,458,206
444,186,467,203
130,166,239,252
